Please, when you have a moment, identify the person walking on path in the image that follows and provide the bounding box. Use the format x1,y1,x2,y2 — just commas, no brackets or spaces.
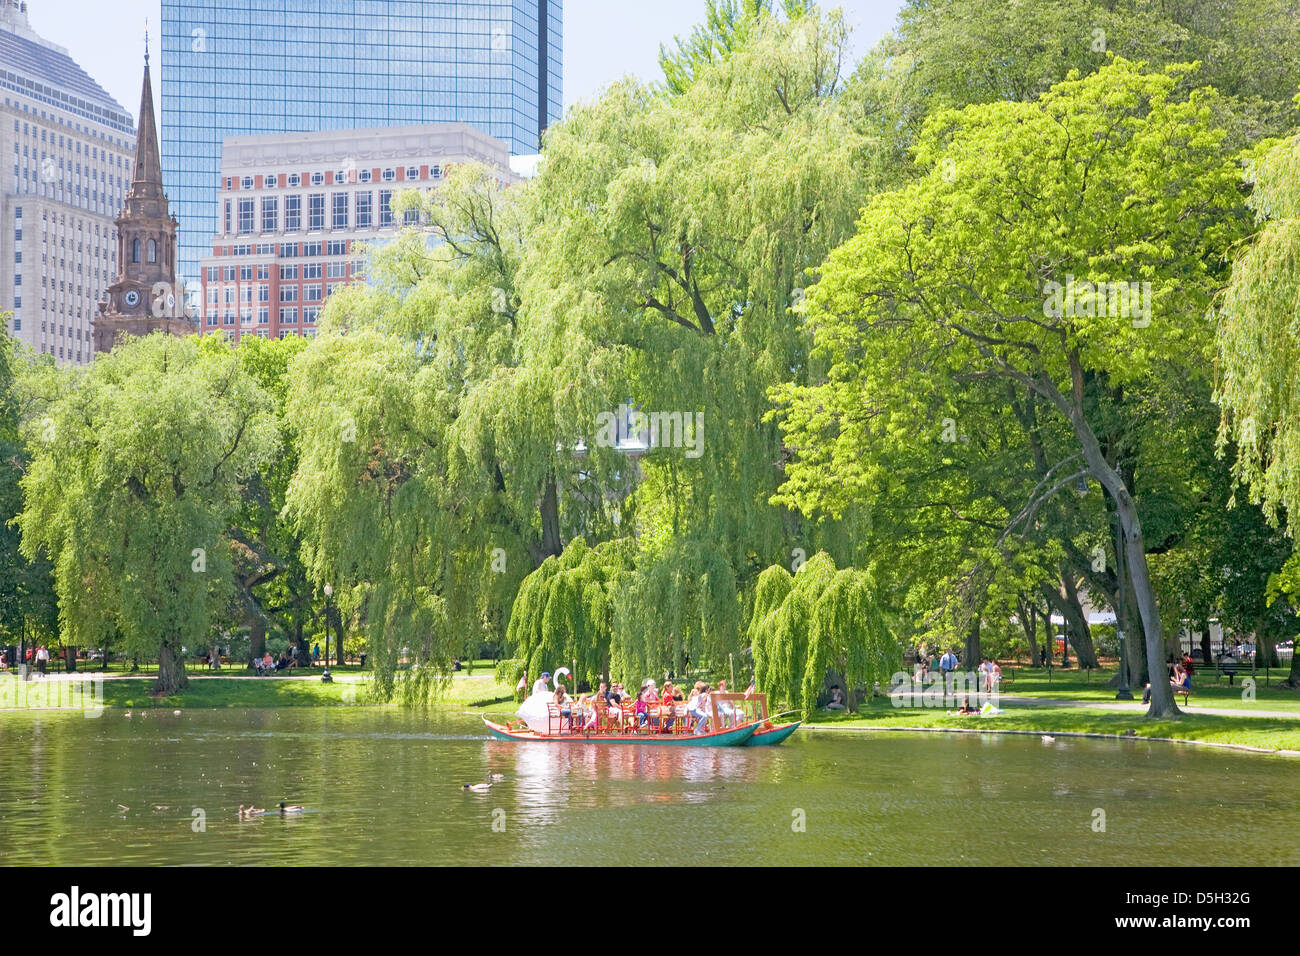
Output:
36,645,49,676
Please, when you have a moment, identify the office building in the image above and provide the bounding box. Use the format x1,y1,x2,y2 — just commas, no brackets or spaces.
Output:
1,0,136,364
162,0,562,279
198,122,517,344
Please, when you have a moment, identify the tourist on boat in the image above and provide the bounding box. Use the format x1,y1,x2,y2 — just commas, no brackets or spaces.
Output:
715,679,737,726
692,682,713,733
636,681,660,728
687,681,708,731
532,672,552,696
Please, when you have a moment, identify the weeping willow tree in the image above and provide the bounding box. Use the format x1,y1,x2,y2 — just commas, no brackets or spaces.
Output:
747,552,898,715
1217,120,1300,688
506,537,631,694
504,7,880,687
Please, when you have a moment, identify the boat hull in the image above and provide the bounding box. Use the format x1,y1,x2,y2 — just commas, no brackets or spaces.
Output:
744,721,801,746
482,717,759,747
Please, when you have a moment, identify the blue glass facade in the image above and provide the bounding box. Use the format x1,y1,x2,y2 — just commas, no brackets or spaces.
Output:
161,0,562,279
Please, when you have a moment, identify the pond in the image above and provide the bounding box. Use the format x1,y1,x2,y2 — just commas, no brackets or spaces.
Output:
1,708,1295,866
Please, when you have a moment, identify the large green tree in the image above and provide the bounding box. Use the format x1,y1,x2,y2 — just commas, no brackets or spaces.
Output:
773,59,1251,717
18,334,278,693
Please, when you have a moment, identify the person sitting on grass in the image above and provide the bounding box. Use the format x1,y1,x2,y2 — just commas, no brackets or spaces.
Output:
955,696,979,715
825,685,846,711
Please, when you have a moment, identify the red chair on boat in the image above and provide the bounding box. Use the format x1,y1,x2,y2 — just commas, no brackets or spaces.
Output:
546,703,563,736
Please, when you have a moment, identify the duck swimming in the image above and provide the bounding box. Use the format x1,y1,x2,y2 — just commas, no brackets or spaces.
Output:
238,804,267,818
278,802,305,814
463,783,492,792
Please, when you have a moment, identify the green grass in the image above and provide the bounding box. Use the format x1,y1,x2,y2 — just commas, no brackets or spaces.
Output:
994,666,1300,713
98,675,375,710
807,696,1300,752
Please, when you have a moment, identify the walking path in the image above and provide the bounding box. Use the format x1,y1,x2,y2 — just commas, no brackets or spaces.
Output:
997,694,1299,720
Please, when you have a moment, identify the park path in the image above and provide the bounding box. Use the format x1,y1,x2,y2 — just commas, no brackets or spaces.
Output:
999,694,1300,720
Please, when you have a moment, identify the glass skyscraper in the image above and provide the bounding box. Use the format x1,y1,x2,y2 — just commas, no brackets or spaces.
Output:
161,0,562,279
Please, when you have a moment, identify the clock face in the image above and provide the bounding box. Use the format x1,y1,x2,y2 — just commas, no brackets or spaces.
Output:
124,289,141,308
167,294,176,311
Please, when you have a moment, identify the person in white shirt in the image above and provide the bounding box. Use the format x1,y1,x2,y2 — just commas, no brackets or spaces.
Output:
531,672,551,696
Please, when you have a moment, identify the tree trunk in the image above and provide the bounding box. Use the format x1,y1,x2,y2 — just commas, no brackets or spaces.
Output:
539,476,563,562
1283,643,1300,689
1019,600,1039,667
1199,617,1212,670
154,640,188,695
1079,447,1176,716
333,608,346,666
250,618,266,661
1060,571,1099,668
964,614,981,672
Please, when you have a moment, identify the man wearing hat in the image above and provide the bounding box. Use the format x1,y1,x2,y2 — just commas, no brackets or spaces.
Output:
532,672,552,697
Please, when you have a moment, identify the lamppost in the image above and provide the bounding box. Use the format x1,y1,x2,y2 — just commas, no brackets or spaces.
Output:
323,583,334,670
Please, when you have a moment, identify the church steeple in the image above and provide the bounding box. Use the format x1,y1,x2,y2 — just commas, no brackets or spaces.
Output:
93,47,191,354
124,50,166,209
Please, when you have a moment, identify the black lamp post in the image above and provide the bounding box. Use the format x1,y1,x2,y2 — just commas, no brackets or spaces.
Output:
323,583,334,669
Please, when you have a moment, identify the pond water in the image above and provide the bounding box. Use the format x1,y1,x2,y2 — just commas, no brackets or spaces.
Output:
1,708,1295,866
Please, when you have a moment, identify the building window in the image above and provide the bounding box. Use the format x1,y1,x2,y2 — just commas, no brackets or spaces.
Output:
224,266,236,281
257,264,270,280
382,168,395,182
258,284,269,302
379,190,393,227
147,239,156,263
242,176,253,190
224,199,231,233
326,262,346,279
132,238,139,262
237,198,254,235
311,172,324,186
258,308,269,325
431,165,442,179
304,307,320,324
304,284,323,302
284,195,301,231
206,266,218,281
279,307,298,324
332,192,348,229
262,197,278,233
287,173,300,187
240,265,253,281
264,172,277,187
308,194,325,231
281,264,298,280
359,169,372,183
406,166,419,180
303,262,322,280
280,286,298,302
356,192,372,229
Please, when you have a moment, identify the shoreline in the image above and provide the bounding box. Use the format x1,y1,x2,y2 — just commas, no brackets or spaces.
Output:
804,722,1300,758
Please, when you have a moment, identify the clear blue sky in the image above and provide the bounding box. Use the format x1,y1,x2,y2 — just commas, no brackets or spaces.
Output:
25,0,904,123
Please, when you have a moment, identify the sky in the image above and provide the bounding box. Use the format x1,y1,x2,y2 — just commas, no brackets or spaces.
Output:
22,0,905,124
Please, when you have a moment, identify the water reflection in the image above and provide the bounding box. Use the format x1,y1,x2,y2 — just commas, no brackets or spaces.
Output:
0,710,1295,866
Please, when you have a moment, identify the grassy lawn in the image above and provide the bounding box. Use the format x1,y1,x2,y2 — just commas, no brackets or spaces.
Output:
100,675,374,709
995,666,1300,713
807,696,1300,752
